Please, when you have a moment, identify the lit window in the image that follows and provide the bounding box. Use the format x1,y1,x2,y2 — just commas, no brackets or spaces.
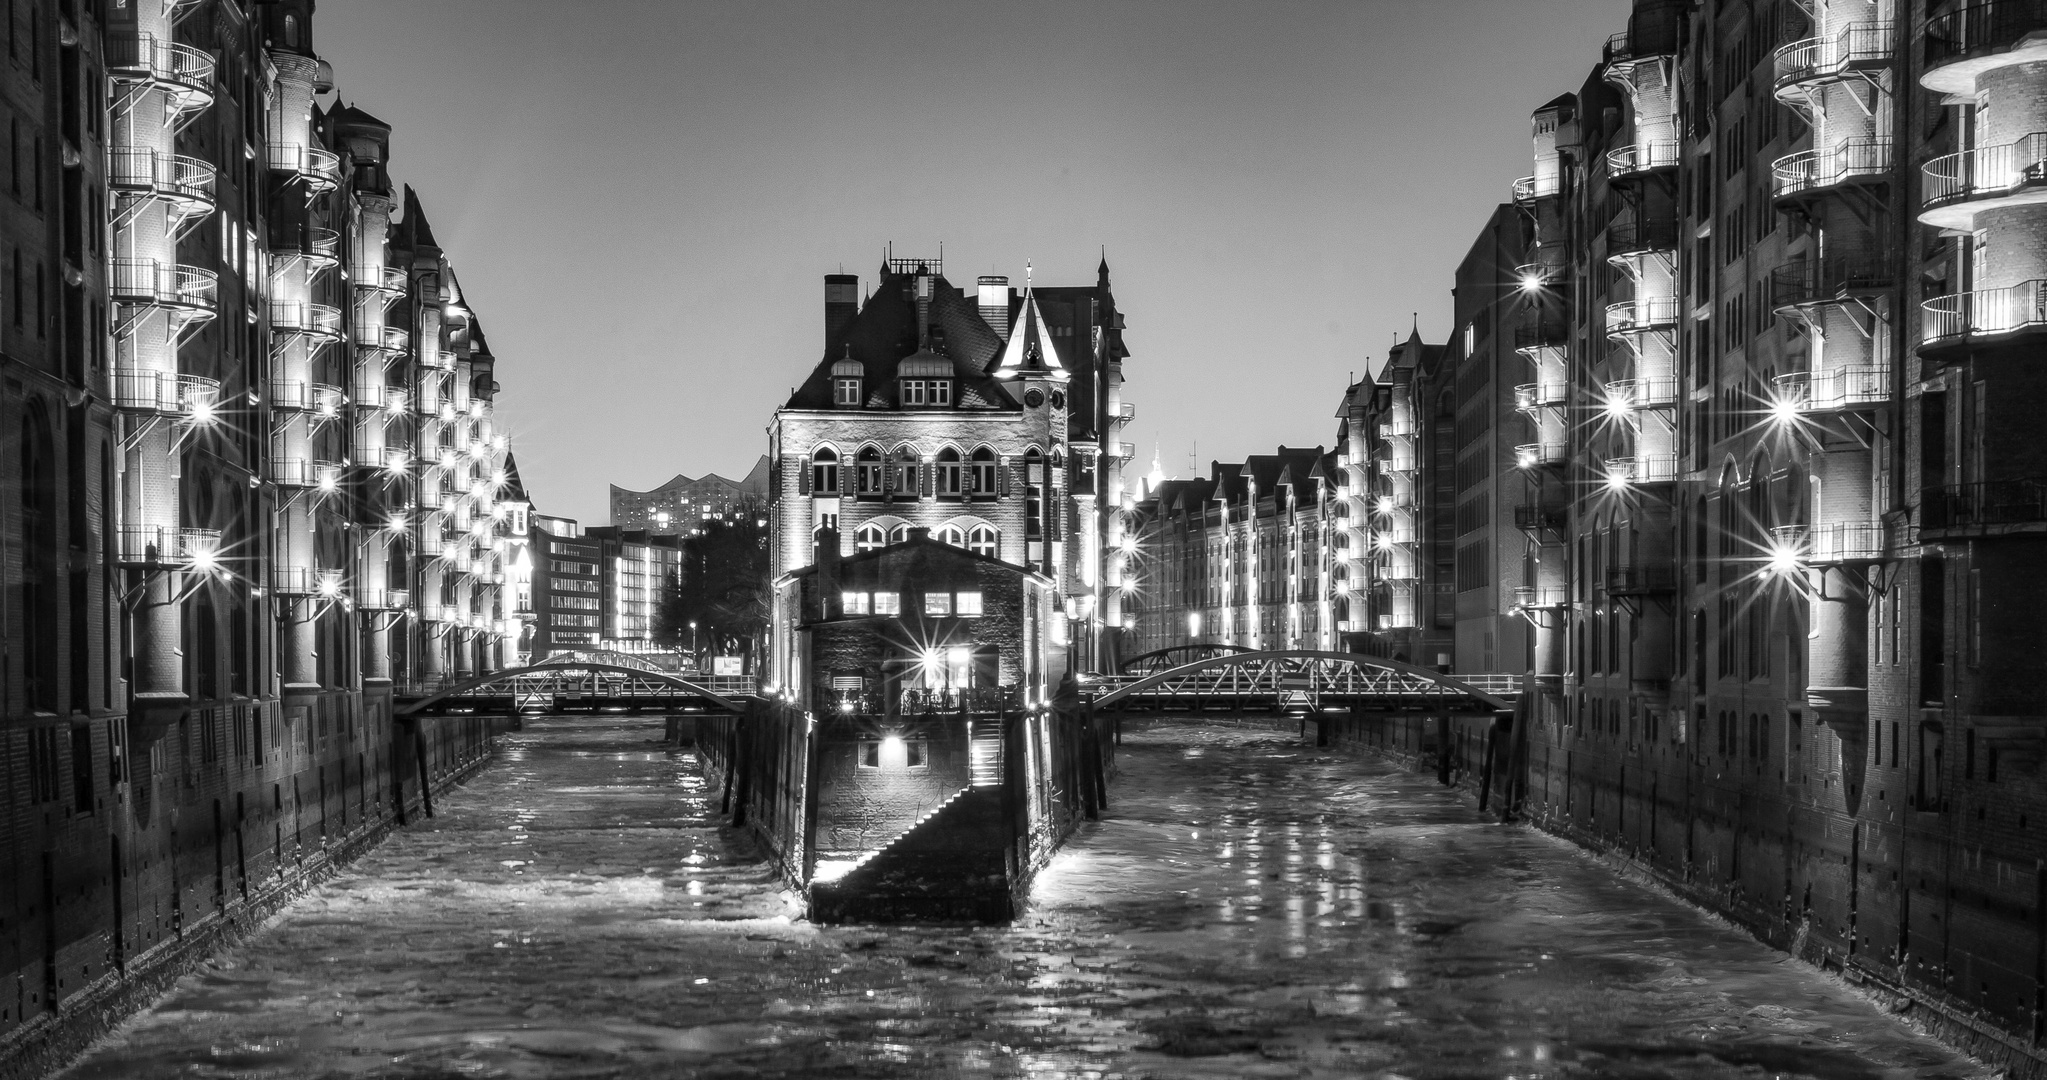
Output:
856,447,883,494
936,448,964,496
855,524,885,551
970,447,997,494
833,377,861,405
936,524,965,547
841,591,869,615
967,525,998,558
811,448,839,495
925,592,952,616
956,591,983,616
873,591,900,615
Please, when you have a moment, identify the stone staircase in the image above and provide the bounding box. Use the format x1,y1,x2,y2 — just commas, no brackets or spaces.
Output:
809,786,1011,924
969,717,1006,788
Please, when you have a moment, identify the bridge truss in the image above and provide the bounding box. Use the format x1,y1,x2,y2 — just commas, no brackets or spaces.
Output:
396,660,755,717
1089,650,1518,714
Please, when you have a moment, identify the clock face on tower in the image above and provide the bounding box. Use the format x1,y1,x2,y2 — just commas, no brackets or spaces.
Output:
1025,389,1044,408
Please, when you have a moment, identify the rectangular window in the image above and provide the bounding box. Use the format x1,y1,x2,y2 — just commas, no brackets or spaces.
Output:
955,591,983,616
859,740,880,768
873,591,900,615
842,591,869,615
833,378,861,405
924,592,952,616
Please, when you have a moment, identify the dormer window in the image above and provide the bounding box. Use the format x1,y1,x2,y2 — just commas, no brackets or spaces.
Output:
833,377,862,405
901,379,951,407
830,352,865,407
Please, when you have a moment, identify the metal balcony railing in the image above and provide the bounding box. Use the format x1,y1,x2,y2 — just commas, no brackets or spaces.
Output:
106,33,215,103
1925,1,2047,70
352,264,409,295
1772,522,1886,563
1515,504,1567,531
1605,140,1680,179
270,458,312,487
1605,376,1677,409
272,566,343,597
1117,401,1136,423
117,524,220,568
1772,138,1893,199
1774,22,1895,94
1768,254,1896,310
1376,416,1417,439
1923,133,2047,212
1923,280,2047,344
1516,442,1569,468
1515,381,1569,411
1605,216,1680,258
1512,172,1562,203
1378,560,1420,582
380,388,411,415
1514,258,1567,286
1374,523,1418,546
1512,585,1570,608
1515,321,1570,351
269,300,342,339
1777,367,1889,411
354,323,409,353
1921,477,2047,530
110,259,217,313
267,143,342,187
1604,296,1679,334
107,148,216,207
1606,564,1676,595
1610,454,1680,484
111,370,218,416
357,588,410,611
274,226,341,266
418,347,453,372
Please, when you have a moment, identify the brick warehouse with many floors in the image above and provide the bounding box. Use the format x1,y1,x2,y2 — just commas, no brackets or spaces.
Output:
1121,0,2047,1069
0,0,523,1062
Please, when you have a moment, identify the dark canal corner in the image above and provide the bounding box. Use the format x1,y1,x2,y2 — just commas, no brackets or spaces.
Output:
51,713,1996,1080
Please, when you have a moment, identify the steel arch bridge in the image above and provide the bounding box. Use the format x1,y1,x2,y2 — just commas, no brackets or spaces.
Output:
395,660,754,717
1089,650,1518,715
1117,642,1257,675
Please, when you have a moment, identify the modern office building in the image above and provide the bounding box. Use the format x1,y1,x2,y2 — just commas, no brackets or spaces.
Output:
583,526,684,653
0,0,517,1032
608,456,768,536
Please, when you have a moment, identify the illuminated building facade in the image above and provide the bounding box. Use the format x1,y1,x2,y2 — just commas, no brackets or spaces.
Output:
767,255,1131,682
0,0,519,1031
608,455,768,536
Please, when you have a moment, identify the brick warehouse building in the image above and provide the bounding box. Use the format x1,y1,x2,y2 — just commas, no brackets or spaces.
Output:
768,255,1133,680
0,0,520,1041
1132,0,2047,1064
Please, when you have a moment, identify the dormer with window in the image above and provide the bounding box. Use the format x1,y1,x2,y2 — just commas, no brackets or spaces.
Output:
898,353,953,408
831,354,864,407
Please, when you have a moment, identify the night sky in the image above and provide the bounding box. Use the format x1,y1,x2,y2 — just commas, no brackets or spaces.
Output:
317,0,1629,525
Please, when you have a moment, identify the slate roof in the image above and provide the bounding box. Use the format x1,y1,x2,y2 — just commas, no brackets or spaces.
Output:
784,267,1017,412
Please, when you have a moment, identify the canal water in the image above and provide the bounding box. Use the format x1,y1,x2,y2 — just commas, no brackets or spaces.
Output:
61,715,1990,1079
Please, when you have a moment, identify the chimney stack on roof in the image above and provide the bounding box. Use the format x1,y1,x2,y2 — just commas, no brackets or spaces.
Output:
978,275,1010,337
824,274,858,351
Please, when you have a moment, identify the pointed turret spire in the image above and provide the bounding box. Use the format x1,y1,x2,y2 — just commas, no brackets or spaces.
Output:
993,263,1068,381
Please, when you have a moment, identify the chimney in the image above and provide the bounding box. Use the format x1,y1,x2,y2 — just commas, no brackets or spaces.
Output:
908,526,931,543
978,276,1009,337
914,270,934,349
824,274,858,350
813,526,842,617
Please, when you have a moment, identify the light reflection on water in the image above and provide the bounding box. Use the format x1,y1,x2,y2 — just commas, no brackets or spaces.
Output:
57,718,1992,1080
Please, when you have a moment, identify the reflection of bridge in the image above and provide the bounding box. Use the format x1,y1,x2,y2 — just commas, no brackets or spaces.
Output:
1089,650,1518,714
395,652,755,717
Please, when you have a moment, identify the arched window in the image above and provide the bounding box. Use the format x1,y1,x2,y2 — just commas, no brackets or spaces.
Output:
888,523,910,544
810,447,839,495
936,524,965,547
967,525,998,558
855,447,882,495
970,447,997,496
935,447,963,497
282,14,300,47
1024,448,1045,542
855,524,885,552
890,447,919,500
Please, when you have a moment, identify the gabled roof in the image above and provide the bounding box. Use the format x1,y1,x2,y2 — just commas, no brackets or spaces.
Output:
501,451,530,503
400,185,439,250
783,268,1017,412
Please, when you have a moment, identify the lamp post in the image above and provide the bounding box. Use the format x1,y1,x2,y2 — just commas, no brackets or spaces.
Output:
689,620,699,669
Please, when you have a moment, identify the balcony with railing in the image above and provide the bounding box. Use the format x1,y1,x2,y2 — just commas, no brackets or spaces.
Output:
1609,453,1680,485
1514,258,1567,287
1776,367,1888,412
1376,415,1417,439
1512,172,1562,204
111,370,218,417
106,33,215,108
1923,1,2047,92
117,524,222,569
267,143,342,191
1606,8,1681,66
1515,381,1569,412
273,226,341,269
1768,254,1895,312
1922,279,2047,355
1606,564,1676,596
1604,296,1679,336
354,323,409,353
1377,558,1420,583
356,587,411,611
1921,133,2047,228
1920,477,2047,534
1605,376,1677,410
1605,140,1680,181
272,566,343,597
1117,401,1136,424
418,347,454,372
1605,216,1680,261
1512,585,1570,609
1515,320,1570,353
1771,521,1886,564
108,148,216,212
111,259,217,315
1772,138,1893,202
1516,441,1570,469
1773,22,1895,98
269,299,342,341
1515,504,1568,532
353,264,409,296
